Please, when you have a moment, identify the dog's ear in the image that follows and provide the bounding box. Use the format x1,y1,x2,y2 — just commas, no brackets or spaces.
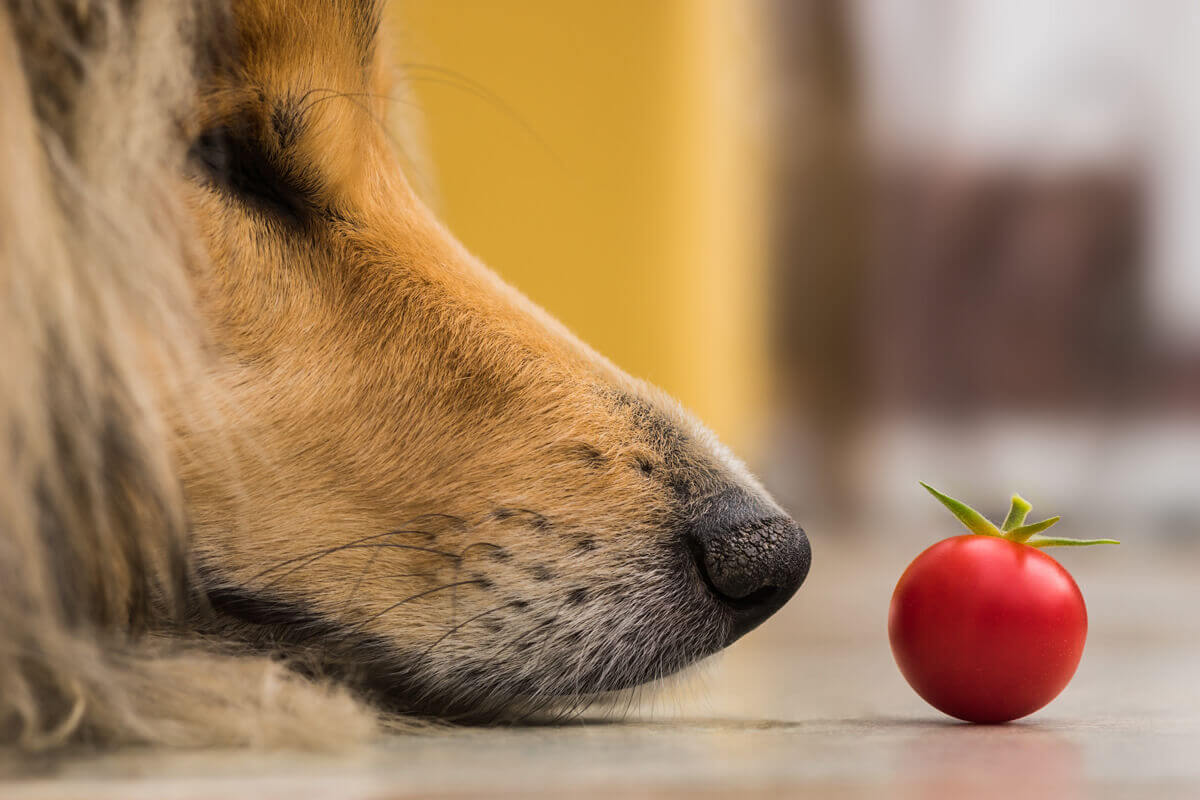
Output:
0,0,383,751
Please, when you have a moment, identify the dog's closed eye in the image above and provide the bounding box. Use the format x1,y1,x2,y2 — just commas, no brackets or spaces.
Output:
189,125,314,225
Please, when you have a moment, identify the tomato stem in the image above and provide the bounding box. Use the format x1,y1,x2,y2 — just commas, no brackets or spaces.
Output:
920,483,1002,537
920,482,1120,547
1001,494,1031,531
1027,536,1121,547
1006,516,1061,542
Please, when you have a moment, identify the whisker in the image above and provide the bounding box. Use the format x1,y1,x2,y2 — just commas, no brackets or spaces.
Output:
250,529,459,589
449,541,504,626
490,612,550,662
456,541,505,558
511,597,573,723
250,528,440,579
258,542,458,591
421,601,513,658
394,63,562,168
333,515,466,614
300,89,390,133
349,579,487,632
490,508,550,528
339,545,385,614
407,512,469,530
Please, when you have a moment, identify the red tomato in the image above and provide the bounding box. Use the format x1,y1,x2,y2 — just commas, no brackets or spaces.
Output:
889,534,1088,723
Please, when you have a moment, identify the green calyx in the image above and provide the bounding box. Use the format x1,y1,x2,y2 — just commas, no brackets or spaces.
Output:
920,482,1119,548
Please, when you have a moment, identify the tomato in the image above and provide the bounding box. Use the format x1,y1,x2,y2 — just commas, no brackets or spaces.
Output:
889,484,1117,723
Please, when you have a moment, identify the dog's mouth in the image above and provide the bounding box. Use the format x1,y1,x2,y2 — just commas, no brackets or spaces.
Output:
200,557,738,722
198,495,808,722
367,577,736,721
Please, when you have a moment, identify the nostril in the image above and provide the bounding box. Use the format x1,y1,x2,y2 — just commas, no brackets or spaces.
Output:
686,537,776,607
733,584,778,610
703,573,779,612
734,582,782,614
685,496,811,642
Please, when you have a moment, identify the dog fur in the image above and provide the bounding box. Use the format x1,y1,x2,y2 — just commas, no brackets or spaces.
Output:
0,0,807,749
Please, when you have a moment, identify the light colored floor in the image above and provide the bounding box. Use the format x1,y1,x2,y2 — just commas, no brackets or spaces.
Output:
5,535,1198,798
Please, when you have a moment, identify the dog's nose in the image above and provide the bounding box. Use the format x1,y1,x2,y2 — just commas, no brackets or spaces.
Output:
687,493,811,642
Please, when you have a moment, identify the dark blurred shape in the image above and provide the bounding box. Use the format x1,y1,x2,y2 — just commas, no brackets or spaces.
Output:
767,0,866,517
865,167,1146,416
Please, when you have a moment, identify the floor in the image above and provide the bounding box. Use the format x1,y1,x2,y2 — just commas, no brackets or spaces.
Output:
5,534,1198,798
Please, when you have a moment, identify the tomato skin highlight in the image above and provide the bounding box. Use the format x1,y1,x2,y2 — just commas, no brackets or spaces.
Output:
888,535,1088,723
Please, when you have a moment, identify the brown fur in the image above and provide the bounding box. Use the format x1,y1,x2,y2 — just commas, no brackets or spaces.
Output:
0,0,806,750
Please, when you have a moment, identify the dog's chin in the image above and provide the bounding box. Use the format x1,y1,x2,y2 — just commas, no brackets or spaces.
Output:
203,562,736,723
359,605,733,723
382,646,726,724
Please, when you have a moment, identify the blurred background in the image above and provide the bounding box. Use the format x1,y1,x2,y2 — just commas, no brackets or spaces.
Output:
19,4,1195,795
391,0,1200,547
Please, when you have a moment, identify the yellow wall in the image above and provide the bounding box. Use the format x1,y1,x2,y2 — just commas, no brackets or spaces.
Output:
390,1,769,456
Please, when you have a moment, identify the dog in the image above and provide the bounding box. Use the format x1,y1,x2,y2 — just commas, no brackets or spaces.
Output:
0,0,809,749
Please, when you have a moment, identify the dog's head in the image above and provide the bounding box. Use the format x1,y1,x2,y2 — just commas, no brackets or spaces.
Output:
180,0,809,719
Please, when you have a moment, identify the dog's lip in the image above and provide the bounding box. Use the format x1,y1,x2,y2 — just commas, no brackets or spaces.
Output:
384,589,735,717
200,555,737,719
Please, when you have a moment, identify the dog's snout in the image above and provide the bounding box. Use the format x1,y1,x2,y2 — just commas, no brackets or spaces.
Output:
688,494,811,642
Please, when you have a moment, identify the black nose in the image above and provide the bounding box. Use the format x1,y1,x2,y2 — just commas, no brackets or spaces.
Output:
687,493,811,642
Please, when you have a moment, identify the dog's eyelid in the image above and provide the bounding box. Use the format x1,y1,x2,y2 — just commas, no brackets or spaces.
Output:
190,126,236,174
189,123,314,223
